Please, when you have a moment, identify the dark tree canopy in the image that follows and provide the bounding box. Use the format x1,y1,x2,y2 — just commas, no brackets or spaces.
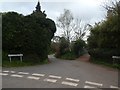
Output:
87,1,120,63
2,2,56,62
36,1,41,12
87,1,120,49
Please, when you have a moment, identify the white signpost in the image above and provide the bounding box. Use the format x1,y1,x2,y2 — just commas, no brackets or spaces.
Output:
8,54,23,62
112,56,120,64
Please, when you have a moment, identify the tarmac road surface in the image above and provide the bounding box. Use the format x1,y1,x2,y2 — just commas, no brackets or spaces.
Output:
1,55,119,88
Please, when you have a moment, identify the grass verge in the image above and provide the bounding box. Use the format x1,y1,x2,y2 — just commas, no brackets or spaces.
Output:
2,59,48,67
59,52,76,60
90,58,120,70
58,52,120,69
2,51,49,67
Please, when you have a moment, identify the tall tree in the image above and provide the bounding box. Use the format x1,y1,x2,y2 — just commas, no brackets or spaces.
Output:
35,1,41,12
2,2,56,62
57,9,73,43
87,0,120,62
73,18,89,40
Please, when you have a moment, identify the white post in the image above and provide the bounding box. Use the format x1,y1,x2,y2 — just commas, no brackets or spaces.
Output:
20,56,22,62
9,57,11,62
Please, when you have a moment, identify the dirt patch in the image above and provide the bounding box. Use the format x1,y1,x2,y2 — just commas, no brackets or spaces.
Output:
77,54,90,62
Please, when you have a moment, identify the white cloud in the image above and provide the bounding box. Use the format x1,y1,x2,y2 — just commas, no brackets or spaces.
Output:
0,0,107,38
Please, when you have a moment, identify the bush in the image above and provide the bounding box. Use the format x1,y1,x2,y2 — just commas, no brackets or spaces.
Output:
89,48,120,64
60,51,76,60
2,51,9,61
59,37,69,55
2,11,56,63
72,39,86,57
54,37,69,58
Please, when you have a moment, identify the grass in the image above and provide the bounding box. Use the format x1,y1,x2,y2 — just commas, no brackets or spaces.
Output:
2,51,49,67
60,52,76,60
2,59,49,67
90,58,120,69
58,51,120,69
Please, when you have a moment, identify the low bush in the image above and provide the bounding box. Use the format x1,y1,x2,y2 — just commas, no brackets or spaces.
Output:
2,51,9,61
72,39,87,57
90,58,120,69
54,37,69,58
60,51,76,60
89,48,120,64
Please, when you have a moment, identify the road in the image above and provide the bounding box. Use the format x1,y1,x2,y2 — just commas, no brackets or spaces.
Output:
1,55,119,88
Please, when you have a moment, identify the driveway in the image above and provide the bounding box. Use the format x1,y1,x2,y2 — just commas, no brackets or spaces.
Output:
1,55,119,88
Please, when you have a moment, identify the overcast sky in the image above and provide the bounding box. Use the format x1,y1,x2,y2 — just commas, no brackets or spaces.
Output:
0,0,109,38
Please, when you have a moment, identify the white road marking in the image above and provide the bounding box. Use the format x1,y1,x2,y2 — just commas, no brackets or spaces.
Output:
0,73,8,76
49,75,62,79
44,78,57,83
10,71,16,73
18,72,29,75
3,71,9,73
27,76,40,80
110,85,118,88
32,73,45,77
11,74,23,78
84,85,96,88
61,81,78,87
66,78,79,82
85,81,103,86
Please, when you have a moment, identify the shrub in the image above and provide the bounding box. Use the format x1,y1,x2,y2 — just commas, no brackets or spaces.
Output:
89,48,120,64
60,51,76,60
2,51,9,61
72,39,86,57
58,37,69,55
2,11,56,63
54,37,70,58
